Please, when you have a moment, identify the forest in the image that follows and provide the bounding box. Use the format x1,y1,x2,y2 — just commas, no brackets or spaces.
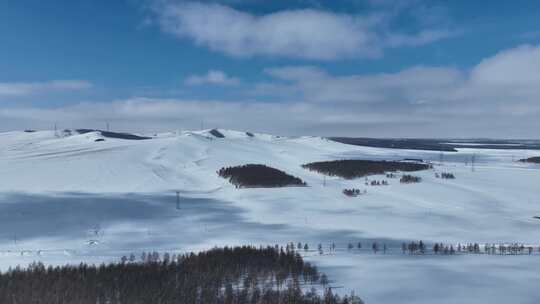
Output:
0,246,362,304
302,159,431,179
218,164,307,188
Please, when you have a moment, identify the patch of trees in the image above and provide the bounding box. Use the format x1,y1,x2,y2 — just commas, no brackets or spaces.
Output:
366,179,389,186
246,132,255,137
519,156,540,164
218,164,307,188
436,172,455,179
302,159,431,180
23,129,36,133
343,188,366,197
400,175,422,184
0,246,363,304
209,129,225,138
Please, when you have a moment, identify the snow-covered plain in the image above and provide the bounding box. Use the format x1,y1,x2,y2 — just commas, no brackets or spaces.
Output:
1,129,540,303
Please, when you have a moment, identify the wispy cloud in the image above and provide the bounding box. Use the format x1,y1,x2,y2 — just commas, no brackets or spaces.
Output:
185,70,240,86
151,1,453,60
0,80,93,96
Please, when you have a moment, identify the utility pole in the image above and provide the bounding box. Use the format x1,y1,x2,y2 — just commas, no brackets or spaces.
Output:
54,123,58,137
106,122,110,132
471,154,476,172
176,191,181,210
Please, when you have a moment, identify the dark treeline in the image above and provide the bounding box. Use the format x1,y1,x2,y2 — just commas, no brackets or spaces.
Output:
209,129,225,138
0,246,363,304
328,137,458,152
319,241,539,256
519,156,540,164
302,160,431,180
75,129,152,140
218,164,307,188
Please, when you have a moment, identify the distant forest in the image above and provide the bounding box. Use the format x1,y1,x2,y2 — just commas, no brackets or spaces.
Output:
329,137,457,152
302,160,431,179
218,164,307,188
519,156,540,163
329,137,540,152
0,246,362,304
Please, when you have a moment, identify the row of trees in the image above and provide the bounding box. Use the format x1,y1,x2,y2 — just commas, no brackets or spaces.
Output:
217,164,307,188
0,246,363,304
289,241,540,256
436,172,456,179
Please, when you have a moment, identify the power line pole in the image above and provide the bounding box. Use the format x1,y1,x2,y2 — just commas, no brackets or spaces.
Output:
176,191,181,210
471,154,476,172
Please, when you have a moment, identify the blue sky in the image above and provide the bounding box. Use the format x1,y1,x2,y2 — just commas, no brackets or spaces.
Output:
1,0,540,137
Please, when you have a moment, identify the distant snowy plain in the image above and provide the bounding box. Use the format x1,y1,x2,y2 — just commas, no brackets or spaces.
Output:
1,129,539,303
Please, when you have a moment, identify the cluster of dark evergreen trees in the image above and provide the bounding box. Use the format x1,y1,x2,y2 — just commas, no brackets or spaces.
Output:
301,160,431,180
217,164,307,188
0,246,363,304
342,188,365,197
400,175,422,183
366,179,388,186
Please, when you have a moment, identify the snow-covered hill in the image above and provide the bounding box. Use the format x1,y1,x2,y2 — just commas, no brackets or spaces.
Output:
1,129,540,303
2,128,540,242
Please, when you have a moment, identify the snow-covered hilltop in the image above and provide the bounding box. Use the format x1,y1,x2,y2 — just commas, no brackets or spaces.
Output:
0,128,353,193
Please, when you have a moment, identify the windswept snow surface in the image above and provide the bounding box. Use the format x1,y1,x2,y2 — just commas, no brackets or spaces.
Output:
1,129,540,303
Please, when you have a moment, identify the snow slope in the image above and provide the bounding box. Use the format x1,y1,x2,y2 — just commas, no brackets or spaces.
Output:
1,129,540,303
1,129,539,242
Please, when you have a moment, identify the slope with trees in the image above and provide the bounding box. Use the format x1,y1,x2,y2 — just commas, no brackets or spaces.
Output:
0,246,362,304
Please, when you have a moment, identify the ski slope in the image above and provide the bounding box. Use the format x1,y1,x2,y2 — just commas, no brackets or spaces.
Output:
1,129,540,303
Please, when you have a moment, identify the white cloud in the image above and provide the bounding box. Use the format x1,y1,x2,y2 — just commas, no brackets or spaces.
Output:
1,44,540,138
260,44,540,108
152,1,451,60
185,70,240,86
470,44,540,87
0,80,92,96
